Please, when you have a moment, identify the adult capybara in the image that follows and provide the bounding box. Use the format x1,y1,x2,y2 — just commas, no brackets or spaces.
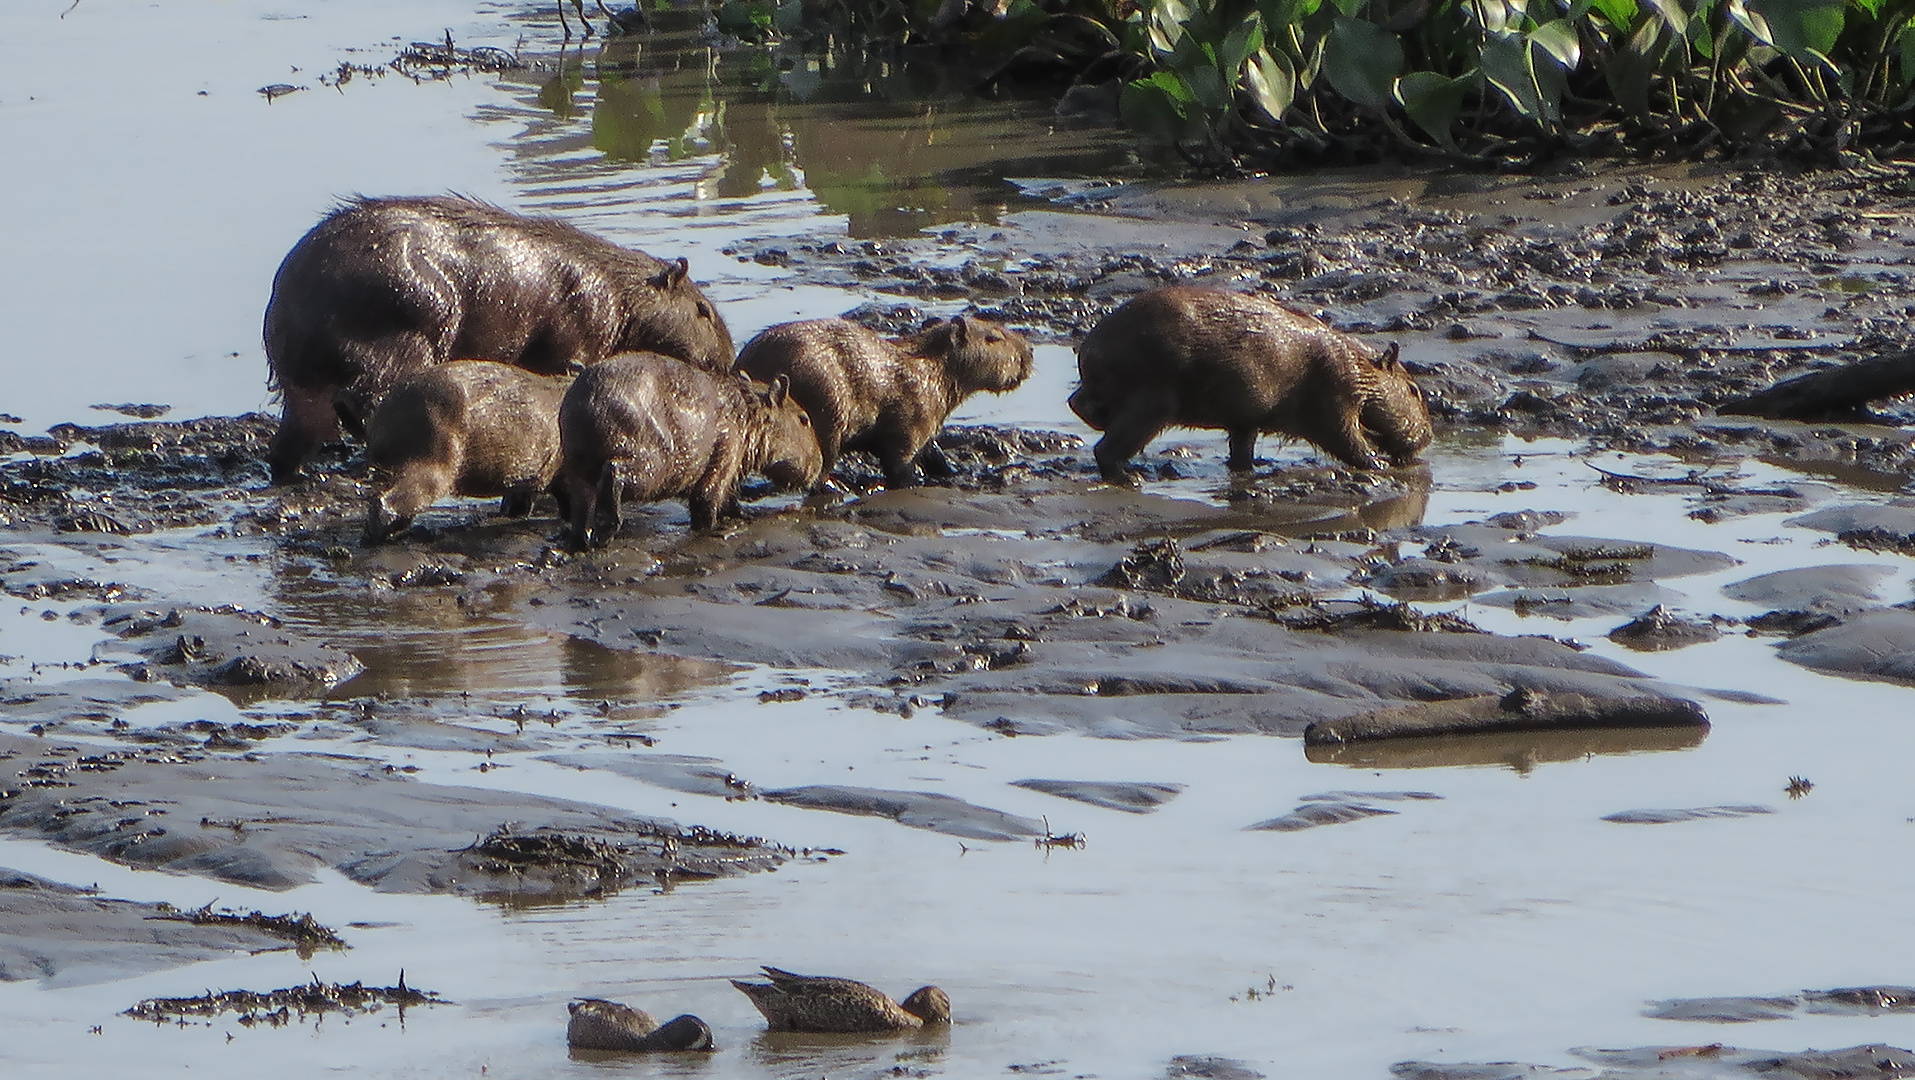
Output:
1069,286,1430,485
557,352,824,545
362,360,572,544
733,315,1033,488
263,195,737,484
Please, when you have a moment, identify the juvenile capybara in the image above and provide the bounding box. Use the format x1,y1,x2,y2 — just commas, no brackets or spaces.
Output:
557,352,824,545
733,315,1033,488
362,360,572,544
1069,286,1430,485
264,195,737,484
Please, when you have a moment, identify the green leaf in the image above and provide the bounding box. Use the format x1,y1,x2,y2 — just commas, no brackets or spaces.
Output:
1244,46,1297,120
1395,69,1473,150
1604,13,1667,118
1186,61,1232,111
1528,19,1582,68
1223,18,1266,76
1640,0,1688,34
1586,0,1637,24
1258,0,1323,27
1739,0,1846,61
1321,15,1405,109
1120,76,1191,137
1481,30,1564,126
1330,0,1366,15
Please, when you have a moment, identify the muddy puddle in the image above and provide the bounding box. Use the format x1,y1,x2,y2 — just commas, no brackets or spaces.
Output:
9,1,1915,1078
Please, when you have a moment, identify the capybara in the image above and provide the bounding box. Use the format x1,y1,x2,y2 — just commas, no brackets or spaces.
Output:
733,315,1033,488
557,352,824,545
264,195,737,484
362,360,572,544
1068,286,1430,484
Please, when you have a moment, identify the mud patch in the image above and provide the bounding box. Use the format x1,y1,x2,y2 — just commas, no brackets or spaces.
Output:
1245,790,1441,832
762,784,1044,841
1010,779,1185,814
1602,805,1775,824
0,868,300,986
125,974,444,1026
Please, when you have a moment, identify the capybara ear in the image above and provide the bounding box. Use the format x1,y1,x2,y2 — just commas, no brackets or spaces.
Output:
766,374,791,407
651,257,690,289
919,317,946,333
1377,342,1402,369
950,314,969,344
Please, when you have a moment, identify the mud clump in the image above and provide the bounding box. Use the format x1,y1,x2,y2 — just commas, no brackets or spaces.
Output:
1278,595,1484,634
125,974,443,1025
1305,686,1710,745
1608,605,1724,651
462,823,782,891
151,901,346,955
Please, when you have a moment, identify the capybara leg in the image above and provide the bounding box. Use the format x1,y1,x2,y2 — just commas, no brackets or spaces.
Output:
591,461,623,548
878,437,926,489
917,440,956,480
565,476,596,550
687,493,720,532
500,491,535,518
1092,400,1169,487
815,429,844,487
1227,429,1259,472
363,495,400,546
268,385,343,485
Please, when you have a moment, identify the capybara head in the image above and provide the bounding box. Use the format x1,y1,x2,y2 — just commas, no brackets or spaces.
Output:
631,257,737,373
752,374,825,490
1358,342,1433,466
924,315,1033,394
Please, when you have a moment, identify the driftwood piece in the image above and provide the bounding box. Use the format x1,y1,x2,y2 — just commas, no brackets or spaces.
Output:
1717,347,1915,420
1301,687,1709,746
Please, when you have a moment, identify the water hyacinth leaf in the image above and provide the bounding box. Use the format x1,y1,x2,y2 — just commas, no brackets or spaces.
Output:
1149,0,1191,54
1529,19,1582,69
1473,0,1519,34
1331,0,1367,16
1223,18,1266,77
1395,69,1472,150
1588,0,1640,26
1322,15,1405,109
1185,61,1231,111
1641,0,1689,34
1245,46,1297,120
1119,74,1192,139
1741,0,1846,61
1605,13,1665,118
1258,0,1324,30
1481,30,1564,125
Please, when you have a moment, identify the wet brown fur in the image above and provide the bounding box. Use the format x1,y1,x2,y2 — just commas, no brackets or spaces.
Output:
734,315,1033,488
556,352,823,546
264,195,736,484
1069,286,1431,485
363,360,571,544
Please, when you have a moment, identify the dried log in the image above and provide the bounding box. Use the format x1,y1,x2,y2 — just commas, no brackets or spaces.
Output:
1717,347,1915,420
1301,687,1709,745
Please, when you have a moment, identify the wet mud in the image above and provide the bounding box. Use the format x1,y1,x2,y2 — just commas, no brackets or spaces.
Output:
0,869,301,986
1396,1043,1915,1080
0,732,793,897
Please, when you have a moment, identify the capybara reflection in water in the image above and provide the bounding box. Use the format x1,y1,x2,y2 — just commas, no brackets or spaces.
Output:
263,195,736,483
557,352,824,546
1068,286,1431,485
362,360,571,545
734,315,1033,489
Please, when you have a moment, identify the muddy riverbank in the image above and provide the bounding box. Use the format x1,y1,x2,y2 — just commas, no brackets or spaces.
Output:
7,2,1915,1078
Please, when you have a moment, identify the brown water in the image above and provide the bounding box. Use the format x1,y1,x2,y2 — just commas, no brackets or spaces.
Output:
6,3,1915,1079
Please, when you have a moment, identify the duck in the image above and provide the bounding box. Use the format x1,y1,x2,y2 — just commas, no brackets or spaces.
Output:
730,967,950,1033
566,998,714,1052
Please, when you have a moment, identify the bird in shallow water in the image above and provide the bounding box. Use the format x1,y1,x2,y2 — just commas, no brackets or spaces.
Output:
731,967,951,1033
566,999,714,1052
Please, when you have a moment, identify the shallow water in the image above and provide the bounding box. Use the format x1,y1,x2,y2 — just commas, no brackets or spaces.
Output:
7,3,1915,1079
